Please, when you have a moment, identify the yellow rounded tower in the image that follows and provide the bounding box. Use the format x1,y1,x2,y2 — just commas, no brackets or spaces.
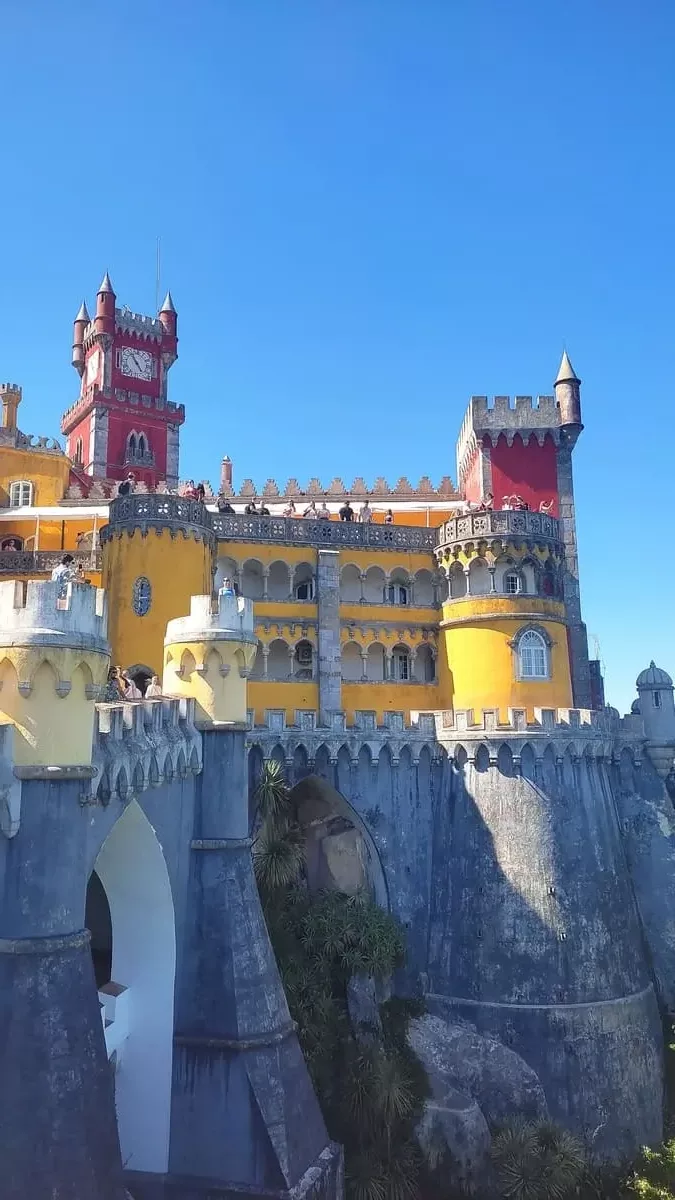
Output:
163,587,258,725
0,578,110,766
435,509,573,720
100,494,214,682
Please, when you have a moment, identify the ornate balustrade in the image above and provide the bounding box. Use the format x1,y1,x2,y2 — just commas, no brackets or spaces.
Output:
437,508,561,551
211,512,438,551
0,549,102,575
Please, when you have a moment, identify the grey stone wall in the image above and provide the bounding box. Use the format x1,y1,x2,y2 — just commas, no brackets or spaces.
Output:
317,550,342,723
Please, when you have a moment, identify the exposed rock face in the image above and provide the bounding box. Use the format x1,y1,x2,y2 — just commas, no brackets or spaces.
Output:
408,1014,548,1127
415,1088,491,1192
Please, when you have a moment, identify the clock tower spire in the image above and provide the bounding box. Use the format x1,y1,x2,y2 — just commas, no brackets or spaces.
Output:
61,273,184,489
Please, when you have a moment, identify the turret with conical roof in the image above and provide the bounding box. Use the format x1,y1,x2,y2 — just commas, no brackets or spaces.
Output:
94,271,116,337
158,289,177,338
554,349,582,430
71,301,90,375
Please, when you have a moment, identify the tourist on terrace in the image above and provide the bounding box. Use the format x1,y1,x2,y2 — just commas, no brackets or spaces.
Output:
51,554,77,594
221,577,235,596
183,480,199,500
359,501,373,523
318,501,331,519
258,500,271,516
384,509,394,524
339,500,355,522
195,482,206,502
121,670,142,699
539,498,554,514
283,500,297,517
102,666,125,702
244,498,259,515
217,496,235,514
501,495,514,510
514,495,529,511
117,472,135,497
478,492,494,512
145,675,163,698
303,500,318,518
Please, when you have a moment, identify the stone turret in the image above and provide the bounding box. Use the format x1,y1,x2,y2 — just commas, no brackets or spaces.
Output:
164,588,257,726
636,662,675,778
0,579,110,766
71,301,90,375
554,349,582,433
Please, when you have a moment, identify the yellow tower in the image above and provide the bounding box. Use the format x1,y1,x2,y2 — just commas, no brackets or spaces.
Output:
163,587,258,725
435,509,573,720
0,578,110,766
100,494,214,682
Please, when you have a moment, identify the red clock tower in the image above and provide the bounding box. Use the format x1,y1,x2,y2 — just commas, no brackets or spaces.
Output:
62,273,185,488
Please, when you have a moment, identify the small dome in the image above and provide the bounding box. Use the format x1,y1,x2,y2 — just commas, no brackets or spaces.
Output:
631,698,641,714
636,661,673,688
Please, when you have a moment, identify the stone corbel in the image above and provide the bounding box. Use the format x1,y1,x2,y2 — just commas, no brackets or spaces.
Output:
219,664,231,678
239,665,252,679
55,680,72,698
17,681,32,698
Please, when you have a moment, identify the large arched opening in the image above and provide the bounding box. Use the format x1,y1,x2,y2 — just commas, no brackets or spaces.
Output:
289,773,389,909
88,800,176,1174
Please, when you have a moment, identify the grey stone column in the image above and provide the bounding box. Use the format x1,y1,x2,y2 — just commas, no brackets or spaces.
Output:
317,549,342,723
0,774,126,1199
169,728,339,1194
556,438,591,707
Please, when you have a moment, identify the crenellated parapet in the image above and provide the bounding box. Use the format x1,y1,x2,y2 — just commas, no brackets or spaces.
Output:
456,394,562,485
247,706,440,766
91,696,201,804
421,704,643,765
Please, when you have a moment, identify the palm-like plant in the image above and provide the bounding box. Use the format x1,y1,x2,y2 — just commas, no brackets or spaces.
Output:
253,820,305,892
491,1120,585,1200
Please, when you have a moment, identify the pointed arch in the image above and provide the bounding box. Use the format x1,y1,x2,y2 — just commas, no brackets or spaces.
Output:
179,648,196,679
475,743,490,773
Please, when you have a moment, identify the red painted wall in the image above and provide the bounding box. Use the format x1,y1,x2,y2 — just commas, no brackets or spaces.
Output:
107,411,168,483
490,433,559,515
66,415,91,473
462,448,483,503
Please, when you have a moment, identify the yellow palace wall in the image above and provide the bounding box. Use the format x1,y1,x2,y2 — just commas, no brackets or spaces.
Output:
0,447,71,508
438,596,573,721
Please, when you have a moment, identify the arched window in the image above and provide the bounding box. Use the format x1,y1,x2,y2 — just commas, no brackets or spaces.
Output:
132,576,152,617
294,640,314,679
128,433,137,458
392,646,410,681
504,570,521,595
137,434,146,456
9,480,33,508
386,583,409,606
74,438,83,464
518,629,548,679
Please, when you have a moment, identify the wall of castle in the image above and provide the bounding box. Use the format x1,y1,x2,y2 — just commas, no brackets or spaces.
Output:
106,409,168,483
0,444,71,507
489,432,559,514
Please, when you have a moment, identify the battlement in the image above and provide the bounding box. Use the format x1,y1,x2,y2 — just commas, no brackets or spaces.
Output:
456,393,562,482
114,307,166,338
165,590,256,645
0,383,21,396
430,706,606,735
91,696,201,804
0,580,109,652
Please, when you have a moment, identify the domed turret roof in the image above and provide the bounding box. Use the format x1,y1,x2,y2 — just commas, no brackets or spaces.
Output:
636,661,673,688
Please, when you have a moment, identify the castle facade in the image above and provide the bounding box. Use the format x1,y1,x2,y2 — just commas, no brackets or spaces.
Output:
0,275,674,1197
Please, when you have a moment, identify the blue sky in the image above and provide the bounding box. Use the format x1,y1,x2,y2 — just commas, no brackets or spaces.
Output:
0,1,673,711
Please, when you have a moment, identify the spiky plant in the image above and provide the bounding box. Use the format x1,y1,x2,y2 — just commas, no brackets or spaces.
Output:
491,1120,585,1200
254,758,294,829
253,820,305,893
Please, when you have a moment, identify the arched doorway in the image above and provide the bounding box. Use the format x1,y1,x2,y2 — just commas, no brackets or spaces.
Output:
126,662,154,694
91,800,176,1174
289,774,389,909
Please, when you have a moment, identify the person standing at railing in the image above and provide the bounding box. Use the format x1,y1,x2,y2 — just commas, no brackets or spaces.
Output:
303,500,318,518
217,496,235,514
384,508,394,524
339,500,355,522
117,472,135,497
145,675,163,698
51,553,78,597
245,498,259,515
317,501,331,520
359,501,373,523
283,500,297,517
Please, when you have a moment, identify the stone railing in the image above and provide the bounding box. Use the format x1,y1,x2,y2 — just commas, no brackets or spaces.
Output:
100,494,214,546
211,512,438,551
0,549,102,575
437,508,561,549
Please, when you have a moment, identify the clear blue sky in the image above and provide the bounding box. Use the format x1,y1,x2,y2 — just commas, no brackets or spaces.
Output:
0,1,673,712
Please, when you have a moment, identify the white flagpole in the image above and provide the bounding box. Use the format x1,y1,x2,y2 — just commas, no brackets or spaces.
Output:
90,512,98,568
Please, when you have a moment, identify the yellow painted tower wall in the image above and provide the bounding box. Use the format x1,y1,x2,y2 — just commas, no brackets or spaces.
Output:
103,529,213,676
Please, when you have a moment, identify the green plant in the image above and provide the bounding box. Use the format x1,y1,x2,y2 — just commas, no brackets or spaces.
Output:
252,759,428,1200
490,1119,585,1200
624,1139,675,1199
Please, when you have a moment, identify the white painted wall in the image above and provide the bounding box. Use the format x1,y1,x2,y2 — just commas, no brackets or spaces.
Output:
94,800,176,1174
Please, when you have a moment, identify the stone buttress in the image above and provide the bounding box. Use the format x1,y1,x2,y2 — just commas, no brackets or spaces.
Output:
163,587,343,1197
0,580,126,1199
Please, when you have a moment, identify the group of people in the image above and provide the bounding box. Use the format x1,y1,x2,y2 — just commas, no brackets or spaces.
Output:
102,666,163,702
238,497,395,524
455,492,555,517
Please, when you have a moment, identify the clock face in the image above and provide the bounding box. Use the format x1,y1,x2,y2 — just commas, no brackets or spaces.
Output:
86,351,99,383
120,346,153,381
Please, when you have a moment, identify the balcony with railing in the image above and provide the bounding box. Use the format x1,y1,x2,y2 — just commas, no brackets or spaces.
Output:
211,511,438,551
0,549,102,575
437,508,562,552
